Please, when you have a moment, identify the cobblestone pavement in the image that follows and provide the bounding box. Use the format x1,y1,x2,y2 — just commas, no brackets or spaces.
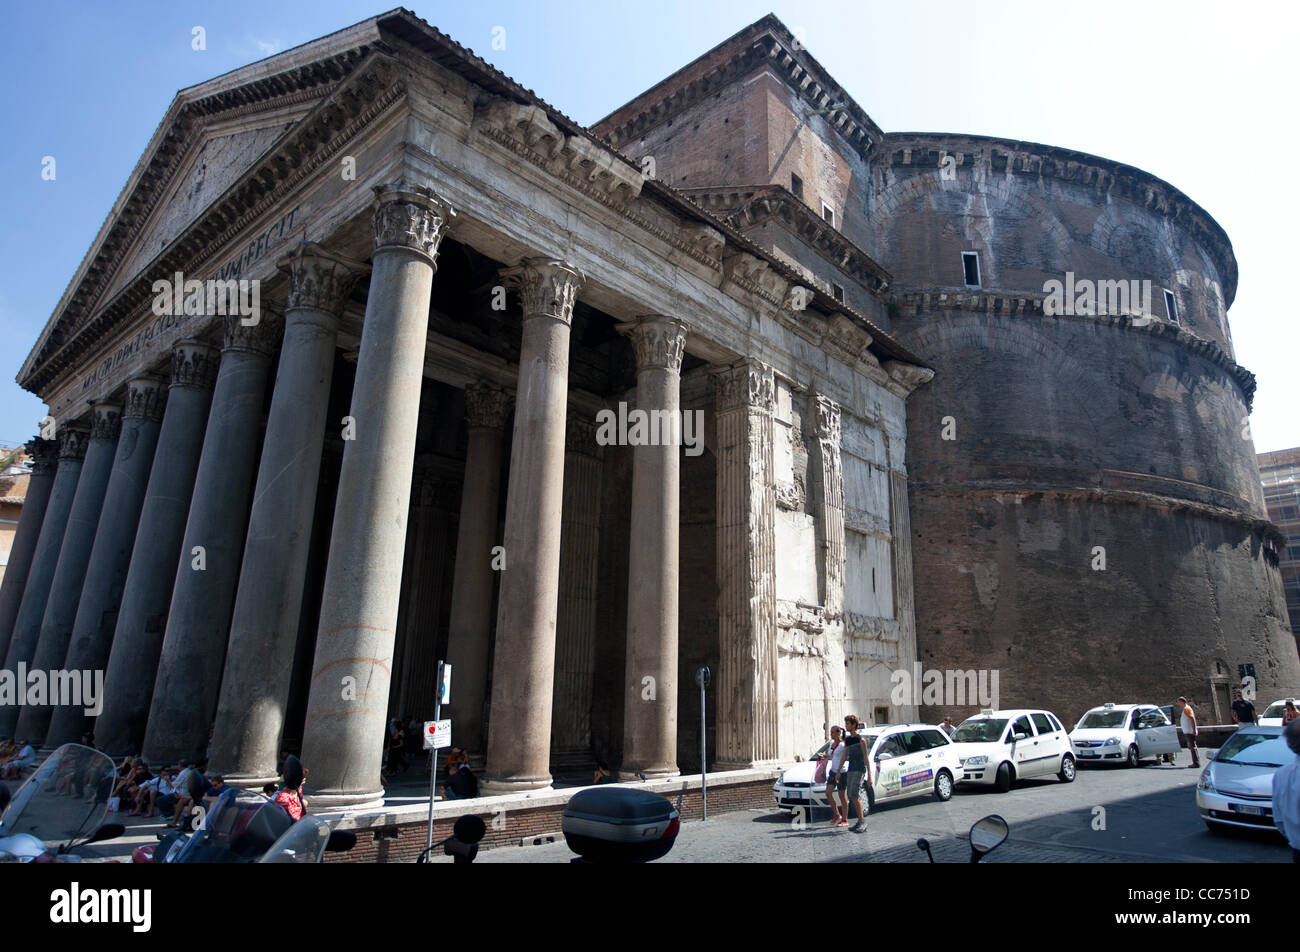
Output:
429,751,1292,864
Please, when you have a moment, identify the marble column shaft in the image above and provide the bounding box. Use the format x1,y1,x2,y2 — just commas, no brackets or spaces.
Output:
712,361,779,768
445,382,510,755
46,377,167,747
619,317,687,779
95,340,218,757
550,414,603,758
299,184,449,809
142,315,280,765
208,243,363,782
0,437,58,662
0,427,87,738
813,395,846,620
15,403,122,743
483,258,584,793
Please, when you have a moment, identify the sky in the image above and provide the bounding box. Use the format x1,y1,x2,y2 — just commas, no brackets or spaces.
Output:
0,0,1296,452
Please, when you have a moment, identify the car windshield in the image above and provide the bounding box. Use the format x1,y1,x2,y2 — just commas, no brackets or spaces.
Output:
1263,703,1291,719
1215,733,1293,768
954,718,1007,743
1078,710,1128,729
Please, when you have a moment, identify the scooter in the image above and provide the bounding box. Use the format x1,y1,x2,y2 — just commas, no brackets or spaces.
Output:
917,814,1009,863
0,743,124,862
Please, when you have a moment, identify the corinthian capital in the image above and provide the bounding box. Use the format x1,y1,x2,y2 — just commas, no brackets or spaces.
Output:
89,401,122,442
711,360,774,414
500,258,584,326
279,242,368,317
464,382,512,430
222,311,283,357
28,436,58,476
372,182,452,263
124,374,167,422
814,394,841,443
170,339,219,392
57,423,90,462
619,315,688,373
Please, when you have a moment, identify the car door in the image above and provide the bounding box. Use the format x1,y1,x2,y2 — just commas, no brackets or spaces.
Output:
872,734,909,799
1138,707,1180,756
895,730,942,800
1007,714,1041,776
1030,712,1064,772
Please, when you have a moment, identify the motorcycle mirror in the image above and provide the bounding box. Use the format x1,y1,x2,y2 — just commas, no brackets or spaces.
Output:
89,823,125,844
916,837,934,863
452,814,486,845
969,814,1009,863
326,829,357,853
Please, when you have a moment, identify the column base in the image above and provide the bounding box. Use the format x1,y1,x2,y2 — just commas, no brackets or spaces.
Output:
478,776,553,797
302,789,388,813
220,771,282,791
712,759,782,772
617,766,680,782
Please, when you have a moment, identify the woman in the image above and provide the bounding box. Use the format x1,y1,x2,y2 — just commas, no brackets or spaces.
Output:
1284,700,1299,725
273,755,307,821
825,726,846,825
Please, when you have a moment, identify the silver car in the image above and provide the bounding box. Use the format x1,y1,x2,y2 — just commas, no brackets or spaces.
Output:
1196,726,1290,833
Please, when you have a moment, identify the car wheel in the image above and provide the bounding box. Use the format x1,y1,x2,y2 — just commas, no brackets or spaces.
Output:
934,770,954,802
1126,745,1140,768
1058,754,1076,782
995,762,1013,792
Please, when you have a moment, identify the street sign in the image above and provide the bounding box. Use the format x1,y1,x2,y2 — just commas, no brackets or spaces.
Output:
424,719,451,750
439,664,452,705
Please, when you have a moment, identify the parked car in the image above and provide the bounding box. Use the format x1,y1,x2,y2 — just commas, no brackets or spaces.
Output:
772,723,964,812
951,709,1076,791
1196,725,1290,834
1259,699,1298,727
1071,702,1181,766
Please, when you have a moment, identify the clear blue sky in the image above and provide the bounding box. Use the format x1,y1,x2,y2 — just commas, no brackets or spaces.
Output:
1,0,1296,452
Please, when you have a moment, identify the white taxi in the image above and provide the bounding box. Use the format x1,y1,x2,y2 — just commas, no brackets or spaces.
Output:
951,709,1076,791
1070,703,1181,767
772,723,965,812
1259,699,1298,727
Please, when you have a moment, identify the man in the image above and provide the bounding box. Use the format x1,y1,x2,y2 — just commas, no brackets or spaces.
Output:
0,740,35,779
840,714,872,834
1231,690,1257,727
938,715,957,738
1272,719,1300,862
1178,697,1200,768
442,763,478,801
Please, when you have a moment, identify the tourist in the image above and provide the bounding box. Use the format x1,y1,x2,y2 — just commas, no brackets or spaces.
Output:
1286,700,1300,725
1178,697,1200,768
0,739,35,779
1273,719,1300,862
273,755,307,820
938,715,957,738
1230,690,1256,726
825,726,846,825
841,714,871,833
442,761,479,801
592,758,615,784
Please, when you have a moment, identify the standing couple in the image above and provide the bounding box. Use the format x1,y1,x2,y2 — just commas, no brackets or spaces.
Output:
823,714,870,833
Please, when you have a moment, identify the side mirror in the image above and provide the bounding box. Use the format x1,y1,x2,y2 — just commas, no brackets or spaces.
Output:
1012,732,1027,742
969,814,1008,863
877,752,893,762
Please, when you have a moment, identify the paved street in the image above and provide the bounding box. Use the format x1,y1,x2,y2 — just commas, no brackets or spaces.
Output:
433,752,1292,863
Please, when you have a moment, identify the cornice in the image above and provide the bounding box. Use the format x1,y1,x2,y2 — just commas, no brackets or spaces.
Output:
21,48,406,396
892,288,1257,408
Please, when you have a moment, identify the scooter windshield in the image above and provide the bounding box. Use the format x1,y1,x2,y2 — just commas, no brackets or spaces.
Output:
171,786,297,863
257,814,332,863
0,744,116,851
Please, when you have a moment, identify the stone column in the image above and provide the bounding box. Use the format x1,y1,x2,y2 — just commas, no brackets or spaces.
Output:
46,376,166,747
0,437,58,662
299,184,450,809
711,361,780,769
812,395,846,620
14,402,121,744
549,413,603,764
142,314,280,765
208,243,364,784
445,382,510,755
0,429,84,738
482,258,584,794
96,341,218,757
618,317,687,779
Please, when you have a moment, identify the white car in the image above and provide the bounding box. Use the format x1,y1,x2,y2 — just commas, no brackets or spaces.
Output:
1259,699,1298,727
1197,726,1290,833
1071,703,1181,767
952,709,1076,791
772,723,965,812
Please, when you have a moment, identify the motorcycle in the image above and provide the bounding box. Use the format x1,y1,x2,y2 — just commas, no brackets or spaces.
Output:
0,743,124,862
917,814,1009,863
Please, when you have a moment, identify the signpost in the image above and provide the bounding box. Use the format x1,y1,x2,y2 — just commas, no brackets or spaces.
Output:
425,660,452,851
696,666,710,821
